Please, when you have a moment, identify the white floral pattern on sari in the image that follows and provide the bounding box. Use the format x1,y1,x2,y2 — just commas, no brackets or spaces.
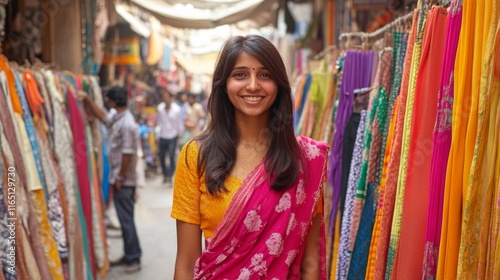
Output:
194,136,329,279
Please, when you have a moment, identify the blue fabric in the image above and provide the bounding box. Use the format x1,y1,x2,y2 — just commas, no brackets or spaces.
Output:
347,182,375,280
100,123,110,204
297,73,312,123
13,72,48,199
101,140,110,204
160,44,171,71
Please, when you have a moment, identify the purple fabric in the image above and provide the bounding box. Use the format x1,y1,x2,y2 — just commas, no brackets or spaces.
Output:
328,50,376,233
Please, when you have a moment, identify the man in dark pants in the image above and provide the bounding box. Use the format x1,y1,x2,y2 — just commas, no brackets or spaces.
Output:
155,87,183,184
79,86,142,273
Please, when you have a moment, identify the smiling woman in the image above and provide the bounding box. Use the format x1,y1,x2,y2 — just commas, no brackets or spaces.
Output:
226,52,278,121
171,34,329,280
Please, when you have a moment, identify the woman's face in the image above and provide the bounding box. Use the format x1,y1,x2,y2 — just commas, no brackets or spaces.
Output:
226,52,278,121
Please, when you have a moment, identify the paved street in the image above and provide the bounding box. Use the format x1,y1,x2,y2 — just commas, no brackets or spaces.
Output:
104,175,177,280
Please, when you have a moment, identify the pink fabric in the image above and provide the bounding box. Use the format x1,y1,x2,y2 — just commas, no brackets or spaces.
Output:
194,136,328,279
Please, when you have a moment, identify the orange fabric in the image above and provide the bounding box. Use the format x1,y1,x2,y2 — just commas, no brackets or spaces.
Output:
366,98,398,279
22,70,45,116
294,76,307,111
393,7,448,279
0,56,22,114
171,141,323,239
373,10,419,280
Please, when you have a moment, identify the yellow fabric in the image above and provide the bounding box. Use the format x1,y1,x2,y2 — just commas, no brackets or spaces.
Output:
311,71,330,139
491,20,500,279
329,211,341,280
13,114,43,191
438,0,474,278
458,0,498,278
31,190,64,280
171,141,323,240
294,75,307,111
147,32,164,66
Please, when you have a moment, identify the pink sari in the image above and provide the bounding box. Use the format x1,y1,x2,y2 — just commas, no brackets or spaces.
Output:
194,136,328,279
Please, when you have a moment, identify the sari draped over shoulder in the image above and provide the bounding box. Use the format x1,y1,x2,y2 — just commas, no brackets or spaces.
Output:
194,136,328,279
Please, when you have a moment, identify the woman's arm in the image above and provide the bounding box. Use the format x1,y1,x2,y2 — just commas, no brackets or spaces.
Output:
174,220,203,280
301,214,322,279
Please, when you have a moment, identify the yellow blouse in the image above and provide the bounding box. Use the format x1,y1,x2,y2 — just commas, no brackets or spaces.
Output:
171,141,323,240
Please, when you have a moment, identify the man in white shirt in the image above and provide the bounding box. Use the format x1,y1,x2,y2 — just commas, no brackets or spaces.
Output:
156,87,183,184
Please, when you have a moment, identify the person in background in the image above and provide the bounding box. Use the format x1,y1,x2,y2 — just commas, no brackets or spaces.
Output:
136,115,149,188
156,87,183,184
179,92,206,148
79,86,142,273
177,90,190,122
171,35,328,279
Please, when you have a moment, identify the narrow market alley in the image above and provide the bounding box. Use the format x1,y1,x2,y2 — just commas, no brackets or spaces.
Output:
105,175,176,280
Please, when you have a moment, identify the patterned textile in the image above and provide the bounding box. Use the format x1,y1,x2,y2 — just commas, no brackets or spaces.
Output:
458,1,499,278
488,21,500,280
348,88,390,280
328,50,376,235
13,71,47,195
348,81,382,264
422,1,462,278
365,97,399,279
66,78,95,279
373,10,419,280
347,182,375,280
44,70,85,280
85,124,109,275
0,126,17,279
36,136,68,260
336,110,366,280
12,77,64,279
15,114,63,279
172,141,324,240
391,6,447,279
386,8,427,278
366,31,408,279
27,71,69,261
0,71,51,280
367,50,392,191
294,73,312,131
437,0,478,277
193,136,328,279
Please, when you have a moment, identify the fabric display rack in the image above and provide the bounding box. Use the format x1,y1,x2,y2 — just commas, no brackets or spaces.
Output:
0,55,109,280
293,0,500,279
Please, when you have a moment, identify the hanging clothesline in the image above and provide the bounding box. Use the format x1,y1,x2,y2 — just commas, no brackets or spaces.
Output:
338,11,414,42
312,11,413,61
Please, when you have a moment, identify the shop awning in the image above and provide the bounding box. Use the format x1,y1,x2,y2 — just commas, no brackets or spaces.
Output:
129,0,278,29
175,52,219,75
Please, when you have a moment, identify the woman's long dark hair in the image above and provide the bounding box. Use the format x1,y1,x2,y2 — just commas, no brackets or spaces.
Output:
196,35,302,195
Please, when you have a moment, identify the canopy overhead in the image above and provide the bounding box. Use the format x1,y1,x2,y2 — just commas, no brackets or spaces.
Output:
129,0,278,29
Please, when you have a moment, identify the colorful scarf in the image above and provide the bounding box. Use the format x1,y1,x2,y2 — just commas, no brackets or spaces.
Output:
194,136,328,279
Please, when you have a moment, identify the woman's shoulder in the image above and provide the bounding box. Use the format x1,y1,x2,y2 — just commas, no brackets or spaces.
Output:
179,140,200,168
295,135,329,160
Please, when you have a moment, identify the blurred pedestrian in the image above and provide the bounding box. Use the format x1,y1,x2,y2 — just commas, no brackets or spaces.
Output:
79,86,142,273
179,92,206,147
156,87,184,184
171,35,328,279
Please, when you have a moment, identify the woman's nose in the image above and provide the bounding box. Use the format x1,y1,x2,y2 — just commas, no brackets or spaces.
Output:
246,76,261,91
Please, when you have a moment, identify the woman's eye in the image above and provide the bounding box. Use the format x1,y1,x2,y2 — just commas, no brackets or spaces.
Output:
232,72,246,78
260,73,271,78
